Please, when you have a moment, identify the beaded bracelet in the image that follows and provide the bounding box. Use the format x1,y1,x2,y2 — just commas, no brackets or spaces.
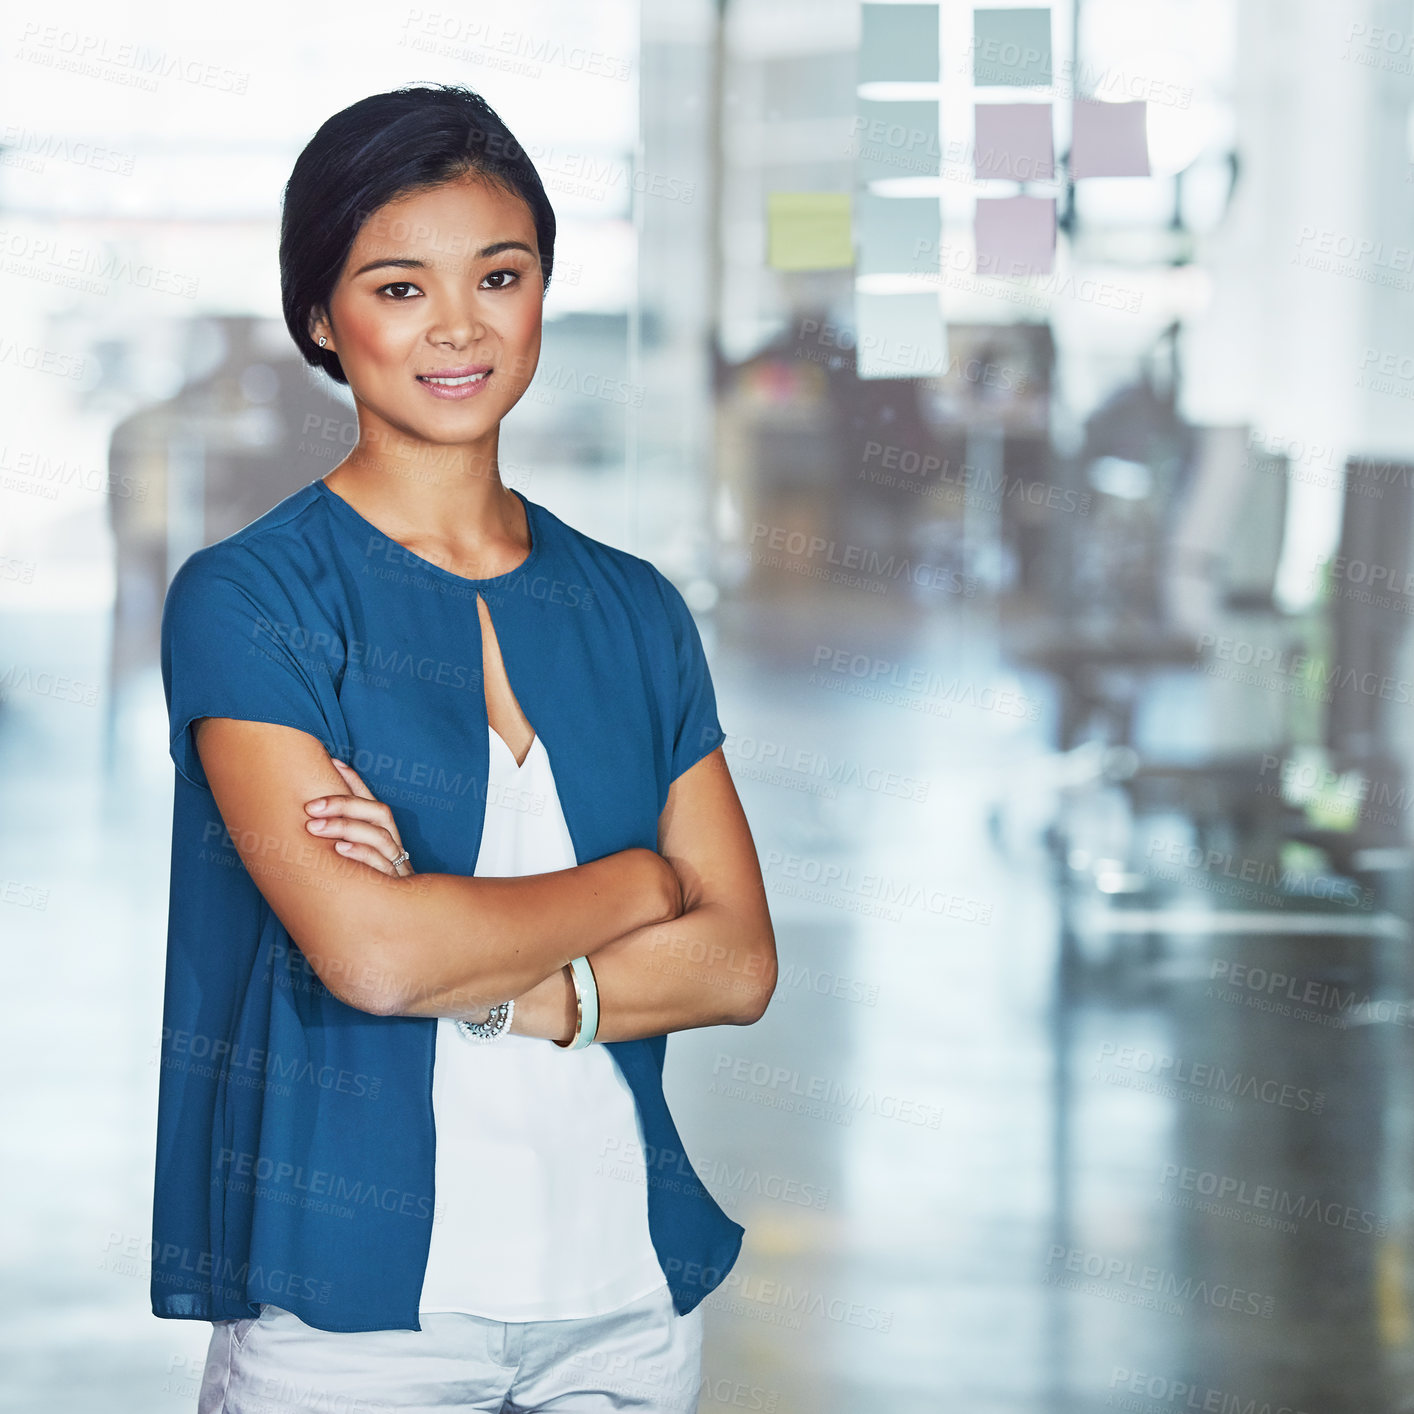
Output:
456,998,515,1043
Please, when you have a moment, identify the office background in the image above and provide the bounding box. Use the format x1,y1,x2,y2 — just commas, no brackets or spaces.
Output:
5,0,1414,1408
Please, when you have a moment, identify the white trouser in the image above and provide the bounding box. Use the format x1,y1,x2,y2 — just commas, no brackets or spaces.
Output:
197,1282,704,1413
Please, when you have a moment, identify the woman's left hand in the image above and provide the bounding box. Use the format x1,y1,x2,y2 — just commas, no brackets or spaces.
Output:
304,758,416,878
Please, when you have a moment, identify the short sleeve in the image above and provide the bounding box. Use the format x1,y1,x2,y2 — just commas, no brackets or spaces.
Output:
652,567,727,782
161,543,338,792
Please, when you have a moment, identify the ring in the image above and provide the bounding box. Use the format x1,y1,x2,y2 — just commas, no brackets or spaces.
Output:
390,849,410,872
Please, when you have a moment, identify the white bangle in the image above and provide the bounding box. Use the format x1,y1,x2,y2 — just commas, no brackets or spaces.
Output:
555,956,599,1049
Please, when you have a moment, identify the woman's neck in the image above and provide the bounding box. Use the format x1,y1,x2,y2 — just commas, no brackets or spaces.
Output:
322,442,530,580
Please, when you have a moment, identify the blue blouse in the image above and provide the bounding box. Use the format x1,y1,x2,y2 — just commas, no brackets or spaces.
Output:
152,477,743,1332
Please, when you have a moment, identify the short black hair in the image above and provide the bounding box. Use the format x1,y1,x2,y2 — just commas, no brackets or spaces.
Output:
279,83,556,386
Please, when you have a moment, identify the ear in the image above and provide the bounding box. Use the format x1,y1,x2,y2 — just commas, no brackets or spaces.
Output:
307,307,332,350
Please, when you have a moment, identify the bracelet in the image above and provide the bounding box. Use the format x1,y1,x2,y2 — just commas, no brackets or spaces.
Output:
554,955,599,1050
456,998,515,1044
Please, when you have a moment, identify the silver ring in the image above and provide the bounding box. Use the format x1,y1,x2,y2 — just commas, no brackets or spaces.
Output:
390,849,410,872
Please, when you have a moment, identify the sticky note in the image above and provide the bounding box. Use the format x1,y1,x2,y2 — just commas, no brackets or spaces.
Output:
973,9,1052,86
974,103,1054,180
858,3,940,83
974,195,1056,276
854,98,942,180
767,192,854,271
856,193,940,276
854,291,947,379
1070,99,1150,178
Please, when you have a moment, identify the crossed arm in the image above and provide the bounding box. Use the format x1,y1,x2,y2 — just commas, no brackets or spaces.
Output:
192,718,777,1043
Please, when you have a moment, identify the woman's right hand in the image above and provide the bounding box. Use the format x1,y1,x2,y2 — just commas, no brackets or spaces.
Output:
304,757,416,879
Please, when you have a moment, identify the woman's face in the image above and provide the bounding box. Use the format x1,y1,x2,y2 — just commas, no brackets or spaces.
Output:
313,173,544,459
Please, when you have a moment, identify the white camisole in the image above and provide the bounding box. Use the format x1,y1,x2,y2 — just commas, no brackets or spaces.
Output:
417,723,666,1320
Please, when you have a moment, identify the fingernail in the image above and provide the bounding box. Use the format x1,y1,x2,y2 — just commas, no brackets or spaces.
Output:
308,820,326,831
308,800,326,812
331,759,347,767
336,841,353,852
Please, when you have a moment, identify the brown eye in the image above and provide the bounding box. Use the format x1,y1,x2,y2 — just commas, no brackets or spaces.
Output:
379,282,421,300
483,270,521,290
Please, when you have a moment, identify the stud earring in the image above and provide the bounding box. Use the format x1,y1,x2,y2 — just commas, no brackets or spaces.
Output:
318,336,327,348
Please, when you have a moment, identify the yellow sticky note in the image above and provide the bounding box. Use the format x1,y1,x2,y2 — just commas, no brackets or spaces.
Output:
767,192,853,271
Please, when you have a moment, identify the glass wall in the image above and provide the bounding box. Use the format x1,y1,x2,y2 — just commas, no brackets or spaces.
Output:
7,0,1414,1408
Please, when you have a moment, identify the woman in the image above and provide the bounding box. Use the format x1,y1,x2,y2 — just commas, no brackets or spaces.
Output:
152,83,776,1412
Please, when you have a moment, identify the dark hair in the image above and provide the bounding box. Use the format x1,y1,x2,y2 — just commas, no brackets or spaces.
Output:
279,83,556,386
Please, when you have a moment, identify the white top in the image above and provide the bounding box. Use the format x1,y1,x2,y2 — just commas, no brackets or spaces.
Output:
417,724,666,1320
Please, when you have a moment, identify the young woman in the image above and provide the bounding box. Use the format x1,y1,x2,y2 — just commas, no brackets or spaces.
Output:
152,83,776,1412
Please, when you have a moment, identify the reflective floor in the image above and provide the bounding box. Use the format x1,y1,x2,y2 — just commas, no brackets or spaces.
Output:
4,575,1414,1411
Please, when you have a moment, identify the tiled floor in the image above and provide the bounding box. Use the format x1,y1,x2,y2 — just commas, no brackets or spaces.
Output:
4,581,1414,1410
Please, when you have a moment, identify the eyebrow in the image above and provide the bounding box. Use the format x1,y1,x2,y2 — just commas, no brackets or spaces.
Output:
349,241,537,279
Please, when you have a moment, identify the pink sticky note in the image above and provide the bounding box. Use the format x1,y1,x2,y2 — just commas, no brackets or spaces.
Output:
974,103,1053,181
974,196,1056,276
1070,99,1149,178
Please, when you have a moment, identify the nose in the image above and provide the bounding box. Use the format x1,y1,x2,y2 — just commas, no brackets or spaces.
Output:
427,297,486,350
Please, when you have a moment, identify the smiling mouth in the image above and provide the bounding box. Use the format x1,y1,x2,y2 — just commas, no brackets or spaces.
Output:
417,370,491,387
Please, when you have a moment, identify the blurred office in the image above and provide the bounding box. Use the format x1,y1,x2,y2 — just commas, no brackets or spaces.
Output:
6,0,1414,1409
